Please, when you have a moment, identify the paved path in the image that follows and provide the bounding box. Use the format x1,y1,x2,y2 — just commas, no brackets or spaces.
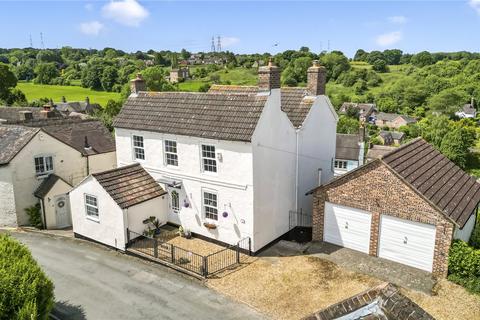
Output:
9,231,264,320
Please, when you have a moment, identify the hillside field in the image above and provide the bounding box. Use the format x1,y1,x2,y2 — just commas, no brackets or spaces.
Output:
17,82,121,107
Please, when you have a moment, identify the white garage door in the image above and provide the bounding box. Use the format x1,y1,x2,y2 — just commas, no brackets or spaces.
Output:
324,202,372,254
378,215,436,272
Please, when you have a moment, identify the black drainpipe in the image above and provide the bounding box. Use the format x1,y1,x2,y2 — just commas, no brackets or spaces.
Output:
41,198,47,229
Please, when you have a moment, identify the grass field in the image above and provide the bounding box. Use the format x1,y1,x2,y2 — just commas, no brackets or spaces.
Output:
179,67,258,92
17,82,121,107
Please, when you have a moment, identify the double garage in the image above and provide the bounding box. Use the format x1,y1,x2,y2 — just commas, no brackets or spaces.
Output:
324,202,436,272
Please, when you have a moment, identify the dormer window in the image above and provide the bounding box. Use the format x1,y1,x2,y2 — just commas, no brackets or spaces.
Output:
201,144,217,173
34,155,53,176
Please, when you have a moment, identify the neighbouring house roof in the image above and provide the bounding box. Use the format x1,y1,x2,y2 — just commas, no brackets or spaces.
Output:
339,102,376,117
24,119,116,156
382,138,480,227
336,134,361,161
0,106,64,123
303,283,433,320
377,112,416,124
114,91,268,142
209,85,317,128
0,126,40,165
367,145,398,160
55,101,101,114
34,174,71,198
379,131,405,143
92,163,167,209
460,103,476,115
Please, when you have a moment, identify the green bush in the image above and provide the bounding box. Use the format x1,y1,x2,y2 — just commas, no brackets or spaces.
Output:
25,203,43,229
469,211,480,249
448,240,480,294
0,234,54,319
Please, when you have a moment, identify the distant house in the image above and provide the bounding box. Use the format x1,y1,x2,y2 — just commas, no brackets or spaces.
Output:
339,102,377,123
54,97,101,116
309,138,480,277
455,103,477,119
0,105,64,123
375,112,416,129
169,67,189,83
334,134,365,176
70,164,168,250
0,119,116,229
366,145,397,162
378,130,405,146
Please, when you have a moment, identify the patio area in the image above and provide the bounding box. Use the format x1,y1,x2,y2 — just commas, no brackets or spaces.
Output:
126,225,252,278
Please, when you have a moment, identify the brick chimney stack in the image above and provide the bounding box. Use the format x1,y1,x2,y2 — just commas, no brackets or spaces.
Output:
258,58,281,91
307,60,326,96
130,73,146,95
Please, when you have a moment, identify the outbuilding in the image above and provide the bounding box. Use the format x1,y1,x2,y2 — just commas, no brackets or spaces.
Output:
70,163,168,250
309,138,480,277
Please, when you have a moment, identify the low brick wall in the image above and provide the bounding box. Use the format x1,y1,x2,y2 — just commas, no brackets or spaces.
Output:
312,161,453,278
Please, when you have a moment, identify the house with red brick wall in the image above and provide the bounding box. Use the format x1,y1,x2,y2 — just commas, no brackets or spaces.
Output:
309,138,480,278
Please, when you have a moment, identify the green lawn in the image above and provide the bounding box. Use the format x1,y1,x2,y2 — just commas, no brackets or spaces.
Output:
17,82,121,107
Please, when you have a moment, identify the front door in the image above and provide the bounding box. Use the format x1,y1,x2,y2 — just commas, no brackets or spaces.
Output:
55,195,71,228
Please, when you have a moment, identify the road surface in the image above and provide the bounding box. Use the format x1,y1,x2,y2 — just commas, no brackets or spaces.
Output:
9,231,263,320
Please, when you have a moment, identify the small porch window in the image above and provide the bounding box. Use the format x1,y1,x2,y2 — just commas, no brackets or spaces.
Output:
171,190,179,211
334,160,348,170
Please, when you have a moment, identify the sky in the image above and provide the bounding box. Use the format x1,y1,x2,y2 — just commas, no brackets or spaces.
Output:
1,0,480,57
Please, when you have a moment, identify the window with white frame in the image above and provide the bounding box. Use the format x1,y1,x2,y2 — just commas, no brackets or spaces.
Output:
34,155,53,176
85,194,99,219
133,135,145,160
334,160,348,170
203,191,218,220
171,190,179,211
201,144,217,172
164,140,178,166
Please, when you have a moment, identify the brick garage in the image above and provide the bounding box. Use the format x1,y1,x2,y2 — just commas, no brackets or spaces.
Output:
311,138,480,278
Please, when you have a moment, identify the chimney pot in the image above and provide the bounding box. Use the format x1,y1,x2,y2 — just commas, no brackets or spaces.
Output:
307,60,326,96
258,59,280,91
130,73,146,95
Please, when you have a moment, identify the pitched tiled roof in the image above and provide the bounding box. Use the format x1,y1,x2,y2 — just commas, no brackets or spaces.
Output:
34,174,71,198
366,145,397,161
0,126,39,165
336,134,361,161
114,91,268,142
92,163,166,209
209,85,316,128
382,138,480,227
0,106,64,123
25,119,116,156
377,112,416,124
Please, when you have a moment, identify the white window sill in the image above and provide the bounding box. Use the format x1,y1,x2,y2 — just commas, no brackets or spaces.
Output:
36,173,53,179
86,216,100,223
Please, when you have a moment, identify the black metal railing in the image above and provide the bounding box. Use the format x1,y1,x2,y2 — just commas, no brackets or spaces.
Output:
126,229,251,277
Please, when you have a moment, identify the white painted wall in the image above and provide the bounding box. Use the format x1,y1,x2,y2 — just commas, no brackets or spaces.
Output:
115,128,255,247
454,213,477,242
41,178,72,229
0,166,17,226
297,95,338,215
251,89,297,251
70,176,126,250
126,195,168,237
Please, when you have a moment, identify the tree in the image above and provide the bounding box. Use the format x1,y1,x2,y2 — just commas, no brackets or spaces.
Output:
440,128,472,168
141,66,176,91
372,59,389,73
36,50,62,64
353,49,368,62
34,63,59,84
411,51,434,67
320,52,350,81
366,51,385,65
428,88,468,115
383,49,403,65
337,115,360,134
154,52,167,66
81,60,106,90
0,234,54,319
180,49,191,60
281,56,312,85
0,63,17,100
101,66,118,92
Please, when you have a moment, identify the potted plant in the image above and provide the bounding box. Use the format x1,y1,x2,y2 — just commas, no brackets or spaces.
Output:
143,216,162,235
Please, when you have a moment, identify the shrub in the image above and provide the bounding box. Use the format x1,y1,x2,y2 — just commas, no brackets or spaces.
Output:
448,240,480,294
0,234,54,319
25,203,43,229
469,211,480,249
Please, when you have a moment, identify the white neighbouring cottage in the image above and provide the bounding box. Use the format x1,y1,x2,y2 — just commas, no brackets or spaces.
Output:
0,119,116,229
70,164,168,250
112,60,338,253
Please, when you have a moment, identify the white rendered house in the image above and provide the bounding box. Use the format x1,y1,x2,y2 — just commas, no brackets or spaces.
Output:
113,61,338,252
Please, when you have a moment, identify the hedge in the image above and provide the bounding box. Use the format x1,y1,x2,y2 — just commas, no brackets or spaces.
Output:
0,234,54,319
448,240,480,294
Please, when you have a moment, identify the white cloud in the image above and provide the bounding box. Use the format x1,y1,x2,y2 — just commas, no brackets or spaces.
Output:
102,0,149,27
221,36,240,48
469,0,480,14
388,16,407,24
375,31,403,47
79,21,104,36
84,3,94,11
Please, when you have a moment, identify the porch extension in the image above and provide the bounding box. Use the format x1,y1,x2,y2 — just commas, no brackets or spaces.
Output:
126,227,251,278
